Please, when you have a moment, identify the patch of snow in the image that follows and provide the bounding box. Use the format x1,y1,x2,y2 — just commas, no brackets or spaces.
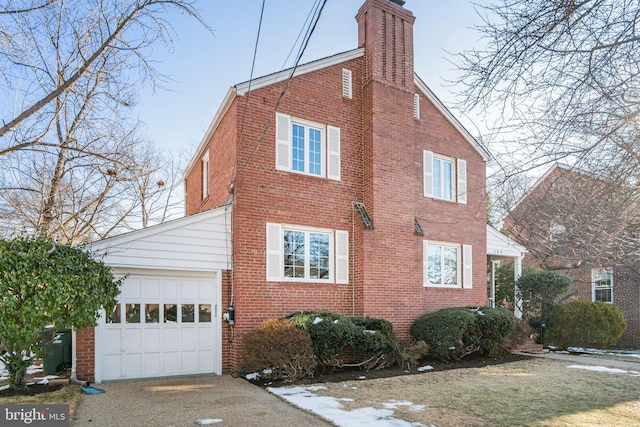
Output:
417,365,434,372
313,317,324,324
268,385,429,426
245,372,260,380
382,400,426,412
567,365,640,377
194,419,223,425
0,385,9,392
364,330,377,334
358,376,366,380
26,366,43,375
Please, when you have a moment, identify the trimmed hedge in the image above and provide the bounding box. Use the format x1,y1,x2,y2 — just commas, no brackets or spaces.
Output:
410,307,516,361
242,318,316,381
545,301,626,349
287,311,396,365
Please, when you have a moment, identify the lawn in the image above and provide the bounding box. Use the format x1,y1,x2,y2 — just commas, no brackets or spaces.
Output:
273,358,640,426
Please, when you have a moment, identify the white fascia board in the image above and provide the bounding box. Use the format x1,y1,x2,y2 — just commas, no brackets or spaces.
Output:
487,224,528,257
182,88,237,180
235,48,364,96
414,74,491,162
88,204,231,250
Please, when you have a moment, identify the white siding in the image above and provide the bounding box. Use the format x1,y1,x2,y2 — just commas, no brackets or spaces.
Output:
90,206,232,272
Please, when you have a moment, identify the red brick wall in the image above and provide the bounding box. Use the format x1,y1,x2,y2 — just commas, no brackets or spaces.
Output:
75,327,95,382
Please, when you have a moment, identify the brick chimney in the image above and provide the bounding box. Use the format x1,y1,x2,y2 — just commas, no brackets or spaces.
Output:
356,0,416,90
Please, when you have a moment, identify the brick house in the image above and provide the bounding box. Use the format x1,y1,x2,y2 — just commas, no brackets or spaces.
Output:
502,163,639,348
79,0,528,382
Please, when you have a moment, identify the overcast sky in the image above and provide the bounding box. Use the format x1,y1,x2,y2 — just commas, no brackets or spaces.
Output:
134,0,486,156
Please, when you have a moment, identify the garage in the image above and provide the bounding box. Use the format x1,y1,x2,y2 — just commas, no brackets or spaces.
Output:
87,206,231,382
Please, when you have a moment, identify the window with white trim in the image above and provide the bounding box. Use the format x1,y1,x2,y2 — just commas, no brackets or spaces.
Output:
201,150,209,200
275,113,341,180
592,267,613,303
266,223,349,284
423,150,467,204
423,241,473,288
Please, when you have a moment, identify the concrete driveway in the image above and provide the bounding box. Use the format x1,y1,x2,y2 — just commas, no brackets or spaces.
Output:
73,374,333,427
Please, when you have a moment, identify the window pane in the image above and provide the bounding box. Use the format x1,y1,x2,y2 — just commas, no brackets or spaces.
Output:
125,304,141,323
443,161,453,200
164,304,177,323
309,232,330,279
107,304,121,324
199,304,212,322
292,124,305,172
433,159,442,198
427,245,441,284
443,247,458,285
308,128,322,175
284,230,305,278
145,304,160,323
182,304,195,323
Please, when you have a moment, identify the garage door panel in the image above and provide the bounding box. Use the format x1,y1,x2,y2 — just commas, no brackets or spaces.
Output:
99,273,219,381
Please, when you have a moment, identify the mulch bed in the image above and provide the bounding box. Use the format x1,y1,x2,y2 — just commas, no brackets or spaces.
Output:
248,353,532,388
0,383,64,397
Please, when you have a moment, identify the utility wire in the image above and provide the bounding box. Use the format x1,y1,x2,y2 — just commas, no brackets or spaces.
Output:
229,0,328,189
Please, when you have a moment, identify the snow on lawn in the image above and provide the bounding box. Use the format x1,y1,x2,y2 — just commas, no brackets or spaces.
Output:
567,365,640,377
268,385,433,427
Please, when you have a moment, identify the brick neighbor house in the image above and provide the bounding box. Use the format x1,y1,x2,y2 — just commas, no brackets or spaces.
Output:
79,0,527,382
502,163,640,348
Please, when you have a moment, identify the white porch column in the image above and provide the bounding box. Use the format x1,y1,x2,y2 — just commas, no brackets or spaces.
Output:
514,254,523,319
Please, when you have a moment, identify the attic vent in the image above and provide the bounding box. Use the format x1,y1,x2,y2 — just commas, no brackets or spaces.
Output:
414,218,424,235
353,202,374,229
342,69,352,99
413,93,420,119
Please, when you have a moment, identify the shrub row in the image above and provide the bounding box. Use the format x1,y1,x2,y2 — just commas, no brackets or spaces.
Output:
410,306,516,361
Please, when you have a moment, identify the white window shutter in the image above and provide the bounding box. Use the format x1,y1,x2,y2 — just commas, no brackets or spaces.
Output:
457,159,467,205
423,150,433,197
275,113,291,171
463,244,473,289
335,230,349,284
342,69,352,99
413,93,420,119
327,126,341,181
266,223,282,281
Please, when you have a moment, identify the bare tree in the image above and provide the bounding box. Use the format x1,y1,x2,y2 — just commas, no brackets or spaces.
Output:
0,0,209,145
0,0,201,242
456,0,640,180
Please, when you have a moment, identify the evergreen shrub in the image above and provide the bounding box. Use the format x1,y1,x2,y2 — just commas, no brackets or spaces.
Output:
545,301,626,349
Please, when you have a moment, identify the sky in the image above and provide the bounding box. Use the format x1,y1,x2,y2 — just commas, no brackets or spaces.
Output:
133,0,486,157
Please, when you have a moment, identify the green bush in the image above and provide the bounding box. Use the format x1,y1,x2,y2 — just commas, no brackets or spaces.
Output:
242,318,316,382
350,316,395,357
287,310,359,361
515,269,573,326
410,307,516,361
545,301,626,349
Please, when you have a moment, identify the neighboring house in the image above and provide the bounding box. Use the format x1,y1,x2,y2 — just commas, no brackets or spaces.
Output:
76,0,526,383
502,163,640,348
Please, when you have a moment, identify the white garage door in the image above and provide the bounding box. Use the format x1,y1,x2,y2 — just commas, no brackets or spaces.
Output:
97,272,220,381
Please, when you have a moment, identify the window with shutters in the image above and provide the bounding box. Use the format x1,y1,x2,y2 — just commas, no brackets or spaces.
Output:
423,241,473,288
266,223,348,284
423,150,467,204
275,113,341,180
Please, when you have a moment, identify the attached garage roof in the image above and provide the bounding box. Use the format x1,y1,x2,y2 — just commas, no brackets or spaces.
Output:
90,206,232,272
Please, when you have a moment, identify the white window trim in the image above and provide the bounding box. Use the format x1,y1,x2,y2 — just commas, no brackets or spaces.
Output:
266,223,348,284
201,150,209,200
423,240,473,289
275,113,341,181
433,153,456,202
592,267,614,303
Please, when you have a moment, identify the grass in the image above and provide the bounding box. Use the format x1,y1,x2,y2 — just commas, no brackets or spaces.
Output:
310,358,640,426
